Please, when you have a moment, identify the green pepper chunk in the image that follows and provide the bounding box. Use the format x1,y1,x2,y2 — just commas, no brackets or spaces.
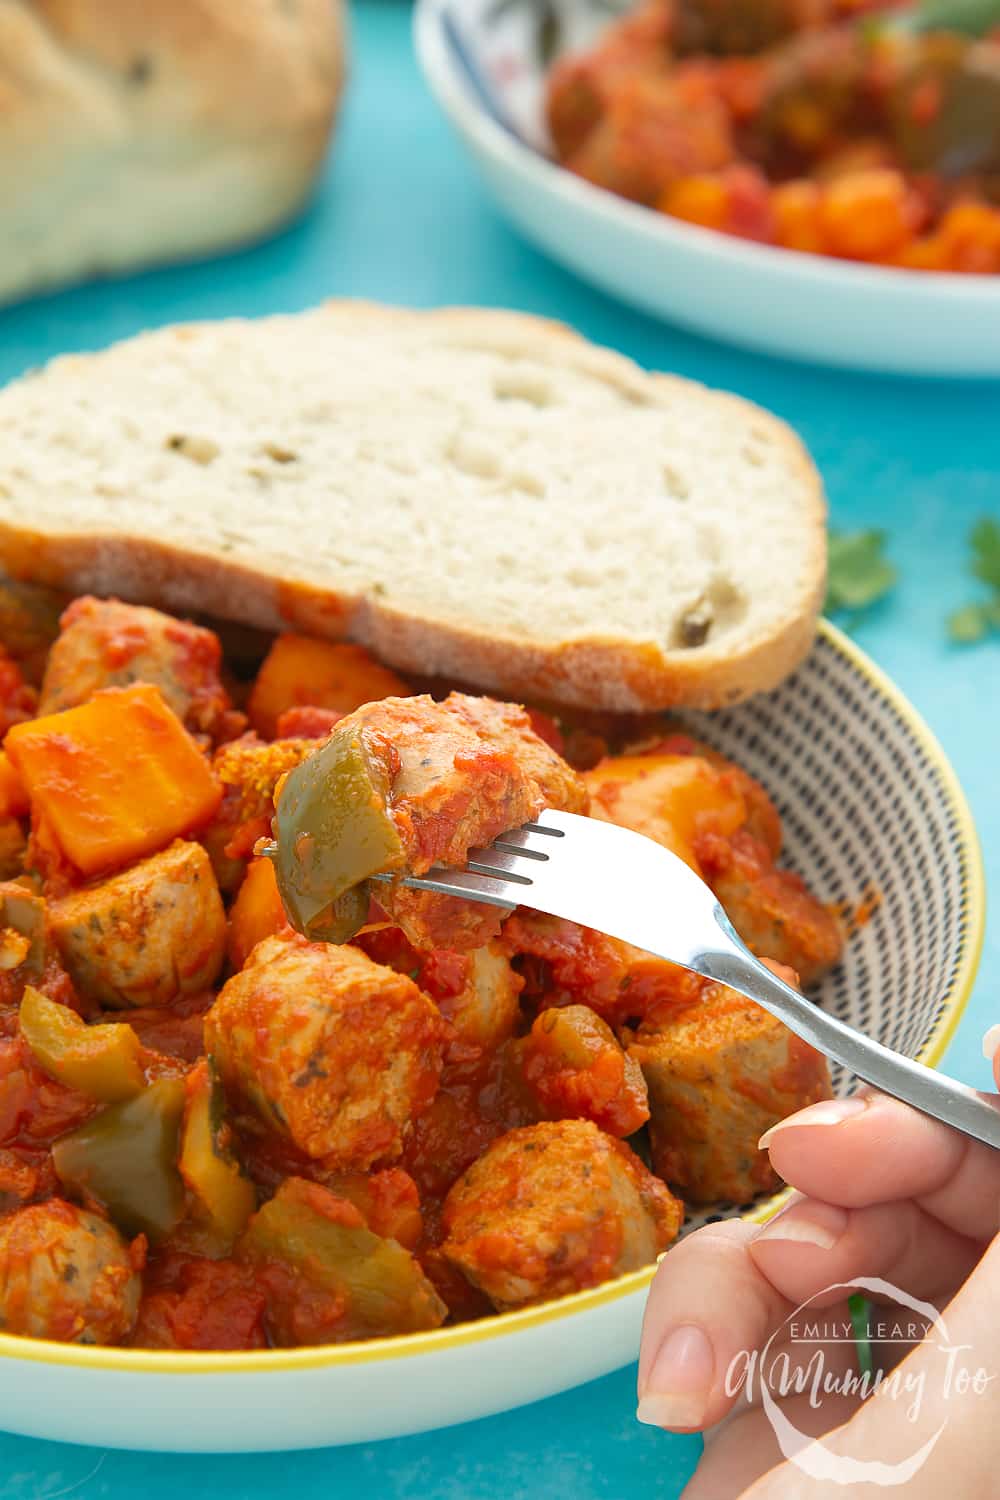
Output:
889,35,1000,176
674,0,800,57
179,1057,255,1244
270,727,405,943
19,985,145,1103
52,1078,186,1241
237,1178,446,1344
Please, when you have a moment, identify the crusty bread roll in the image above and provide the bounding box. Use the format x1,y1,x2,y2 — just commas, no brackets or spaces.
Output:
0,303,827,712
0,0,345,305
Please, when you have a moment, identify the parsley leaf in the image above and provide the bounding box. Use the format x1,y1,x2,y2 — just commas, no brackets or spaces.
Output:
970,517,1000,592
906,0,1000,36
825,530,898,617
948,519,1000,645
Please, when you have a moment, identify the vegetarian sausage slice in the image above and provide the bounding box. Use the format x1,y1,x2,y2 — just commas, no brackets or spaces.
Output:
205,933,447,1167
0,1198,141,1344
697,830,843,987
40,596,237,740
271,692,588,951
50,839,227,1008
628,975,832,1204
441,1119,682,1310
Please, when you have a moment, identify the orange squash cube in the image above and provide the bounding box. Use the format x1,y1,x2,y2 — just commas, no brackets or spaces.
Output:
6,684,221,877
773,180,826,254
0,752,28,819
227,856,289,970
819,169,916,262
659,175,729,231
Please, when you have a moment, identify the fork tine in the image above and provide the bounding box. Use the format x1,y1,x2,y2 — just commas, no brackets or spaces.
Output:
465,848,536,881
489,831,552,860
372,866,519,910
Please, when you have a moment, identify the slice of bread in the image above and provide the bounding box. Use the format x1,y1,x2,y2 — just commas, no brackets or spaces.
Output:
0,303,826,712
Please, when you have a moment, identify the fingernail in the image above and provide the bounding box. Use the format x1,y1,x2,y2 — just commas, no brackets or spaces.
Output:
758,1096,868,1149
982,1025,1000,1063
636,1324,714,1430
754,1200,848,1251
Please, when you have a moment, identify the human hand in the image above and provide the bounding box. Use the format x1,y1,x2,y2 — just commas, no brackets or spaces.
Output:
636,1034,1000,1497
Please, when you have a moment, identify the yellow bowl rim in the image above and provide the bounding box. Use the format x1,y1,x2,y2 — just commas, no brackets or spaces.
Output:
0,618,985,1377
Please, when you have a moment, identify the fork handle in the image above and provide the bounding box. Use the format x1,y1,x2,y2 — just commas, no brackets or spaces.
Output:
700,918,1000,1150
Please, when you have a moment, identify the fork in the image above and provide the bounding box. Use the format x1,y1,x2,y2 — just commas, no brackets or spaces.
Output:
375,808,1000,1150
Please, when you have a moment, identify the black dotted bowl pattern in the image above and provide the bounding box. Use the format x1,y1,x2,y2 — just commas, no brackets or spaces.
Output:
672,627,978,1233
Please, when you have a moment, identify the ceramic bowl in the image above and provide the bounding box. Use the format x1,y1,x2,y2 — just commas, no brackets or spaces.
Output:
414,0,1000,375
0,620,984,1451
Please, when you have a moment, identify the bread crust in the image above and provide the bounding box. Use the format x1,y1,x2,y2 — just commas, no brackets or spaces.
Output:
0,0,345,304
0,303,827,713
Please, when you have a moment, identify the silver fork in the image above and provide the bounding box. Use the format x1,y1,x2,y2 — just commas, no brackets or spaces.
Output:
376,808,1000,1150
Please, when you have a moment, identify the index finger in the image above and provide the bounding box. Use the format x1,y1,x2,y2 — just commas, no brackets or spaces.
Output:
759,1091,1000,1242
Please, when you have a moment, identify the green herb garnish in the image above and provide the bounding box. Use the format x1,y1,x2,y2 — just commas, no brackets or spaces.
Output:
825,530,898,618
848,1292,875,1379
898,0,1000,35
947,518,1000,644
864,0,1000,38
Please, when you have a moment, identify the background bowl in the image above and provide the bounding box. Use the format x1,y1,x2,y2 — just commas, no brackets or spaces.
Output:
0,620,983,1452
415,0,1000,376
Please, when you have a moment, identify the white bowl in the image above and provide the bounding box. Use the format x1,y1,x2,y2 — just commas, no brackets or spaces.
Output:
414,0,1000,375
0,622,984,1451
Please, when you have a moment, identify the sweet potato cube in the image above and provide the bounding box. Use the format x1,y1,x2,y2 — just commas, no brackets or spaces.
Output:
247,635,410,738
6,684,221,877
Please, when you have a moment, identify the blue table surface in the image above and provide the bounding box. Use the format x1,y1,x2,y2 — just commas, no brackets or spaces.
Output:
0,3,997,1494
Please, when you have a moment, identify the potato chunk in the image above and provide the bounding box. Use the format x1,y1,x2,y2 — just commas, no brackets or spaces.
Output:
248,634,411,738
442,1119,681,1310
50,839,226,1008
627,732,782,856
582,742,841,986
584,752,748,872
628,978,832,1204
226,856,290,971
0,1198,140,1344
39,596,237,740
205,934,446,1166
